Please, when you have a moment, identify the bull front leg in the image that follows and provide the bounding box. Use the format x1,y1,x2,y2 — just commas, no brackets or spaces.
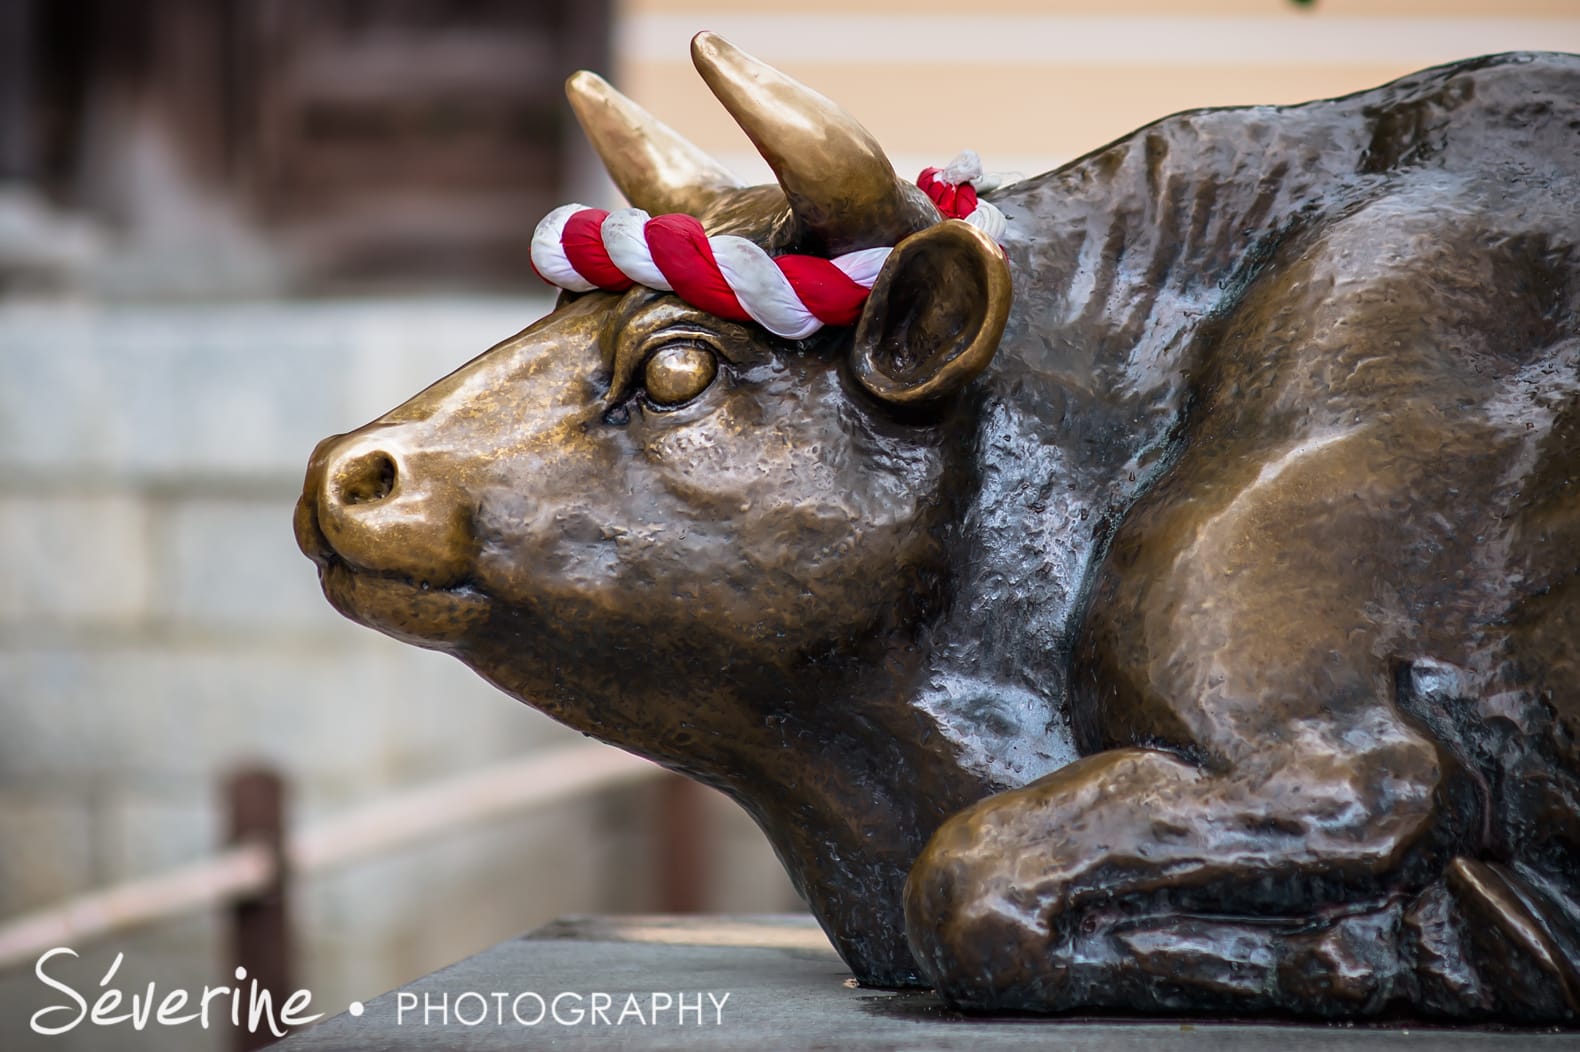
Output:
904,737,1456,1015
905,415,1561,1017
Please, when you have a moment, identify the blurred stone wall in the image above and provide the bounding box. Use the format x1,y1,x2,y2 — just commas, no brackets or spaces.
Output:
0,296,800,1052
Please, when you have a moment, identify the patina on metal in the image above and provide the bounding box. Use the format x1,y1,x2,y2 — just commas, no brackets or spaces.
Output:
296,33,1580,1021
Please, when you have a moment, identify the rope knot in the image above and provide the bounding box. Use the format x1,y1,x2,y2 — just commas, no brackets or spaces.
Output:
916,151,1008,241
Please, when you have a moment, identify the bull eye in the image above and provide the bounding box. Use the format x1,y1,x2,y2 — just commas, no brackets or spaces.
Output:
643,344,718,407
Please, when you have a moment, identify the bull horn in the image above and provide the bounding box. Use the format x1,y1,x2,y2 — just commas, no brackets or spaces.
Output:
690,31,938,256
565,70,743,216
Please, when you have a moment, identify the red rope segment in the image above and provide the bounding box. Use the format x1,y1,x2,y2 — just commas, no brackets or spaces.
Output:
561,208,633,291
644,214,751,323
772,256,870,327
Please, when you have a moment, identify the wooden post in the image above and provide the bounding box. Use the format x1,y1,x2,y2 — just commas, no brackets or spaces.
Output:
226,766,291,1052
655,774,709,913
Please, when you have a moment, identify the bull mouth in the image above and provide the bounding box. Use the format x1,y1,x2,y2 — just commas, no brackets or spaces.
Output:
294,495,491,646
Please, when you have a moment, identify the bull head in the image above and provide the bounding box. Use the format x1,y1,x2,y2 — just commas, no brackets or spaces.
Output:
294,33,1011,981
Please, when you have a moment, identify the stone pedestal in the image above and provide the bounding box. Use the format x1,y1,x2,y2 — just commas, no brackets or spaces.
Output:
274,915,1568,1051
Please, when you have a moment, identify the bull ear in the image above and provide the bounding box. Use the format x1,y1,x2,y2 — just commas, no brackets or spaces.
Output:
850,221,1012,406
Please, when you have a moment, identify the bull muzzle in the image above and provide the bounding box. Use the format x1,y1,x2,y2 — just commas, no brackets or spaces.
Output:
295,425,475,592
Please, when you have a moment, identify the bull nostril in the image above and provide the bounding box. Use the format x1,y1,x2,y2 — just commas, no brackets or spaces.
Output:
335,450,398,506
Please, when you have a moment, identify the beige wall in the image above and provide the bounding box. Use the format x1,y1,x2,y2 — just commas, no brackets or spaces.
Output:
611,0,1580,192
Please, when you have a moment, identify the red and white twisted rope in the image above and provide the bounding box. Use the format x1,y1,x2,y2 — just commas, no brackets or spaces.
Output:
531,151,1008,339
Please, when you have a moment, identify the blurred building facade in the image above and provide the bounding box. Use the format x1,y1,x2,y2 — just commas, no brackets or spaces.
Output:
618,0,1580,188
1,0,609,295
2,2,1579,1050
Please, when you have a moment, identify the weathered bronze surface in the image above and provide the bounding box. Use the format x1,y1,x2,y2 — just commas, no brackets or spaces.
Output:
295,34,1580,1021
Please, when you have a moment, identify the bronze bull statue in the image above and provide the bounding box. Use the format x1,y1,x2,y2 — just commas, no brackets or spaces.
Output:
295,34,1580,1020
